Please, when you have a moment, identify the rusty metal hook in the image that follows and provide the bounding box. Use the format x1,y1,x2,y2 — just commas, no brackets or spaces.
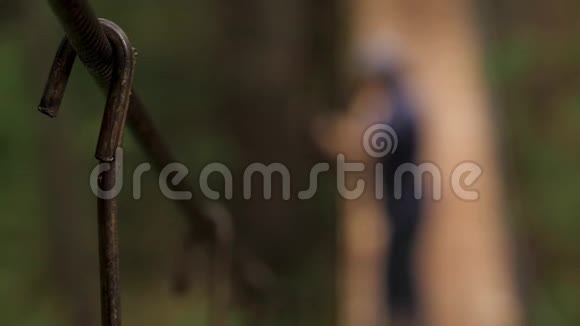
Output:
38,18,135,326
39,18,135,162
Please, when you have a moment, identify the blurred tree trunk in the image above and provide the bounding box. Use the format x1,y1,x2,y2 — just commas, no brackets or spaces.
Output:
343,0,522,325
336,1,403,325
397,2,521,324
215,0,340,324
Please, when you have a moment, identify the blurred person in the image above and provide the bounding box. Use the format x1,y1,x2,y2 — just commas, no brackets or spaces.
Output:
357,48,423,324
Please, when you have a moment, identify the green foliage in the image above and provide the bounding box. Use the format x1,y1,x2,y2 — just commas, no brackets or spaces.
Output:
487,21,580,325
